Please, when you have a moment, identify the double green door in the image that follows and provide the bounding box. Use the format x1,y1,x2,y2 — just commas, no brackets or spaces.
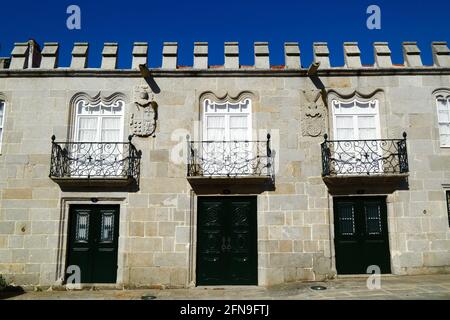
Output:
197,197,257,285
334,197,391,274
66,204,120,283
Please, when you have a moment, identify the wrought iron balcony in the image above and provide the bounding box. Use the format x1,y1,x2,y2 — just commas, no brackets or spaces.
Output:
49,135,141,188
321,132,409,177
187,134,274,183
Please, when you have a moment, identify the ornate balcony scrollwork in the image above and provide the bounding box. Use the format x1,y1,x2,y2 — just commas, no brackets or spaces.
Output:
49,135,141,188
321,132,409,176
187,134,274,182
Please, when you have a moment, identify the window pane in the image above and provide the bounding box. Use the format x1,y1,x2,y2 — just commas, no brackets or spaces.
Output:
336,128,354,140
437,98,448,111
207,128,225,140
228,103,240,112
440,134,450,146
336,116,353,129
440,123,450,134
206,116,225,129
213,103,227,112
229,116,248,128
438,111,450,123
365,204,382,235
358,116,376,129
100,212,114,242
75,212,89,242
0,115,3,127
101,118,121,142
339,101,355,109
101,130,121,142
230,128,247,141
78,117,98,142
359,128,377,140
338,204,355,236
355,100,372,109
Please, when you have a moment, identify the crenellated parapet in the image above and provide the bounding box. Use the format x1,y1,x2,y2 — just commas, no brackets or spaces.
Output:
1,41,449,72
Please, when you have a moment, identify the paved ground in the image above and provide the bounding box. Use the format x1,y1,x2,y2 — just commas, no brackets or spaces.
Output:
2,274,450,300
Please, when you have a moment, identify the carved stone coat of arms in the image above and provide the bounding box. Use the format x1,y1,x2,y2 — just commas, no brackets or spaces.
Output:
301,89,327,137
130,85,158,137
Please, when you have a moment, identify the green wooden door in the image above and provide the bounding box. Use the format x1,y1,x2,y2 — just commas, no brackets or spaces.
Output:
334,197,391,274
197,197,257,285
66,204,120,283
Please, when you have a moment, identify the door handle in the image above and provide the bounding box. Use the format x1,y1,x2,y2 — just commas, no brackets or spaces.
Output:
221,236,232,252
221,237,227,252
226,237,232,251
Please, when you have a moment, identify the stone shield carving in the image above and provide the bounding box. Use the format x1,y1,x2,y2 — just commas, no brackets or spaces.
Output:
301,89,326,137
130,85,158,137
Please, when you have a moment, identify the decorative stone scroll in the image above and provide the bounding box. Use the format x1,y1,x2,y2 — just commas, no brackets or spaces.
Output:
130,85,158,137
301,89,326,137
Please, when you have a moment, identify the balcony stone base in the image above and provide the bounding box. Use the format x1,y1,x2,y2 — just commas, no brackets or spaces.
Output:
50,176,139,192
323,173,409,195
187,176,274,194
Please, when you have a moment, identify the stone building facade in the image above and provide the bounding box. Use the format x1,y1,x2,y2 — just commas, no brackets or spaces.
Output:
0,40,449,288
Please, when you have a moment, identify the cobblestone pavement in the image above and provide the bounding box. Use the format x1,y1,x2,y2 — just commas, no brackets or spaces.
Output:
3,274,450,300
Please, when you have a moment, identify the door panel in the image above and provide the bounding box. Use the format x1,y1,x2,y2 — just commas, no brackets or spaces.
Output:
197,201,226,284
334,197,391,274
197,197,257,285
66,205,120,284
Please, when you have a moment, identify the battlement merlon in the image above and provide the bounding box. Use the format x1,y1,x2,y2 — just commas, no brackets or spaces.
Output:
1,41,449,74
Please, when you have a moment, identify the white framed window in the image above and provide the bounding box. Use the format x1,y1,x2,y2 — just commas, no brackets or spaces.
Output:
331,98,382,174
436,94,450,147
332,99,381,141
202,98,252,142
201,98,253,176
74,99,125,142
0,100,5,154
71,99,125,177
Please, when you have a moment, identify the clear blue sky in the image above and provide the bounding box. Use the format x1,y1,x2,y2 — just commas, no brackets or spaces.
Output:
0,0,449,68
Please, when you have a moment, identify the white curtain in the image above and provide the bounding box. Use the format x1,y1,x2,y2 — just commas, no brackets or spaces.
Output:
357,116,377,140
440,124,450,146
101,117,121,142
77,117,98,142
438,98,449,123
206,116,225,140
336,116,354,140
229,115,248,141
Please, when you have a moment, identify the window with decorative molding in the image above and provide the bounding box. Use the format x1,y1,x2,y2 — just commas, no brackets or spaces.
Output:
74,99,125,142
436,93,450,147
332,99,381,141
203,98,252,142
330,98,382,174
0,100,5,154
72,98,125,177
201,98,253,175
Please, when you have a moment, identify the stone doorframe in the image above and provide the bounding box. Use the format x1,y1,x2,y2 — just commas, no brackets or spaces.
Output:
187,191,262,287
55,195,128,287
328,193,400,276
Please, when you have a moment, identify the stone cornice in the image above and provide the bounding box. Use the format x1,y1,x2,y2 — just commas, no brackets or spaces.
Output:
1,67,450,78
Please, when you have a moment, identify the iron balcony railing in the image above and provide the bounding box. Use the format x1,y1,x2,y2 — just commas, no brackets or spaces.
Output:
187,134,274,179
49,135,141,182
321,132,409,176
